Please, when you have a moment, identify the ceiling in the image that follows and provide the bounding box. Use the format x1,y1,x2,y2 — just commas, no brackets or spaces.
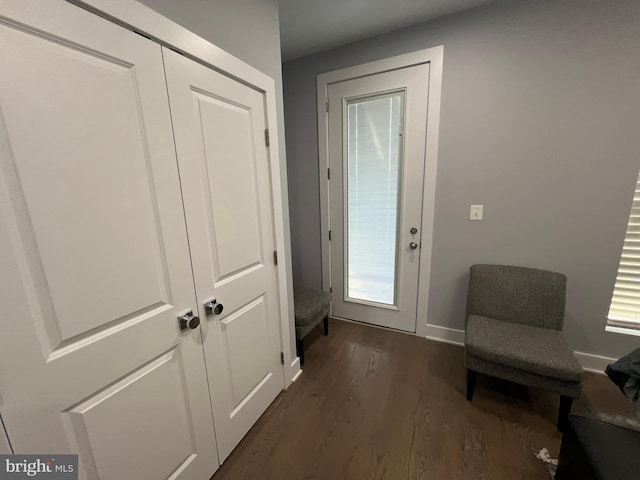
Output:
278,0,497,61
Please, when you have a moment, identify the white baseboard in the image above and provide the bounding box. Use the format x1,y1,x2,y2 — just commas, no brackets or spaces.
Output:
574,351,615,375
422,324,615,375
423,324,464,346
288,357,302,385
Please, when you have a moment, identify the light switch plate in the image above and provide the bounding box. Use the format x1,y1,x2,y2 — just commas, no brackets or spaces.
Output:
470,205,483,221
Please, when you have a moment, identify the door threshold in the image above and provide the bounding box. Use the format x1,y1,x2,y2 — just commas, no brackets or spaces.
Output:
330,315,417,336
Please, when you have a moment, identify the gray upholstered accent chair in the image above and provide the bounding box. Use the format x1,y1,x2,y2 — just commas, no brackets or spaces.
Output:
465,264,583,431
294,287,331,365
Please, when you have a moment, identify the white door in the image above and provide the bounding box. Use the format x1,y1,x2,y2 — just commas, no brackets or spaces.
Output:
163,49,284,462
328,65,430,332
0,2,219,479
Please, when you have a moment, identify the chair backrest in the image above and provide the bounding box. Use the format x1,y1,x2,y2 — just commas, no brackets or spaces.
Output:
466,264,567,330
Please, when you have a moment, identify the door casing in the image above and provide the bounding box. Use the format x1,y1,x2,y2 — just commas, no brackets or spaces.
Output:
317,47,444,338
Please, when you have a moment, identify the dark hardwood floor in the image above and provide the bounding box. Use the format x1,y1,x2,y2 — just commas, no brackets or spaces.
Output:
212,319,634,480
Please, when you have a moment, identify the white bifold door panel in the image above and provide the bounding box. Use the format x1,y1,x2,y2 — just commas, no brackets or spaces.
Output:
163,48,284,462
0,3,219,479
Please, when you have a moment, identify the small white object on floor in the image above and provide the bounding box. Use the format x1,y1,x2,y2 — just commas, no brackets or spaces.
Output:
534,448,558,479
534,447,558,466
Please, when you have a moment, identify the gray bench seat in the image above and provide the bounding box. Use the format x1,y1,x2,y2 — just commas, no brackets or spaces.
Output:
294,287,330,365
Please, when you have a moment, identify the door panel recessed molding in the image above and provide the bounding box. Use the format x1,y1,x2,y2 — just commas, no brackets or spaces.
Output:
63,348,196,479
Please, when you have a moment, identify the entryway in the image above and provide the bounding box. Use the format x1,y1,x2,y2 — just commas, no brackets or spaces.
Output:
317,49,443,334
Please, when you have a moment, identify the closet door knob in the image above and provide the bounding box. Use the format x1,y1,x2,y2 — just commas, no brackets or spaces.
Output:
178,311,200,330
409,242,418,250
213,303,224,315
204,299,217,316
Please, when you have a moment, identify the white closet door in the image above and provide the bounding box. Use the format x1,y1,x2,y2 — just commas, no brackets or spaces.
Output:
0,2,219,479
163,48,284,462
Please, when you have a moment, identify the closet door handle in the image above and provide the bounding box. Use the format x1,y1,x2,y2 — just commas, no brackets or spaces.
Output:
178,311,200,330
204,299,224,316
409,242,418,250
204,299,217,316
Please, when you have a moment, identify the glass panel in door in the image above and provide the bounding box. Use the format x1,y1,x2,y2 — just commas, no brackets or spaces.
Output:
346,91,404,305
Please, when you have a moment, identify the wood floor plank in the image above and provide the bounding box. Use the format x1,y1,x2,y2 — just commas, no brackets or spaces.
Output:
212,319,627,480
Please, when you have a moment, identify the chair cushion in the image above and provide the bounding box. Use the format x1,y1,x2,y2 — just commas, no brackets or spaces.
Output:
466,314,583,383
294,288,330,327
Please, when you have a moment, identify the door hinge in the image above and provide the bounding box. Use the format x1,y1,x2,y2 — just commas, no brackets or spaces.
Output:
273,250,278,265
264,129,270,147
325,99,329,112
329,286,333,293
280,352,285,365
327,168,330,180
328,230,332,241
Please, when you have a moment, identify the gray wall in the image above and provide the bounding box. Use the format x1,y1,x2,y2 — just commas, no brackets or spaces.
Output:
283,0,640,358
137,0,297,363
138,0,281,79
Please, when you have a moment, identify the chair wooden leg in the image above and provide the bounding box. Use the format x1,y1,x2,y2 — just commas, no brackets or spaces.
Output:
296,337,304,366
558,395,573,432
466,369,477,401
323,316,329,336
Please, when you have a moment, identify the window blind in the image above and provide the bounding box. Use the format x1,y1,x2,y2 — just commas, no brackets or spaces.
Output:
608,173,640,329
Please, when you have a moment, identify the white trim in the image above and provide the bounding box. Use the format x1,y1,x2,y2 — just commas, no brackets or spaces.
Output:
68,0,271,89
424,324,465,346
414,48,443,339
63,0,296,389
290,359,303,384
316,47,444,334
574,351,616,375
317,48,444,86
317,78,331,293
422,325,616,375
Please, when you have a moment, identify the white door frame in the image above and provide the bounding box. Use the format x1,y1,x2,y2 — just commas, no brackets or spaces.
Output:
62,0,299,384
317,47,444,338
